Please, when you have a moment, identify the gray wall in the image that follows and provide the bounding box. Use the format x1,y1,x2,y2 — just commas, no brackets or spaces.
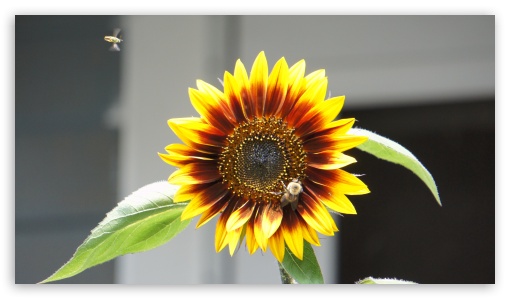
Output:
15,16,121,283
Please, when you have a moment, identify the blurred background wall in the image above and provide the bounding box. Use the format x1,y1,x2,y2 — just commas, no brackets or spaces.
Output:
15,15,494,284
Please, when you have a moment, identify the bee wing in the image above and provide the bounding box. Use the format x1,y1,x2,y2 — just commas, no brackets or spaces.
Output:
109,43,121,51
290,200,299,211
112,28,121,37
280,194,290,207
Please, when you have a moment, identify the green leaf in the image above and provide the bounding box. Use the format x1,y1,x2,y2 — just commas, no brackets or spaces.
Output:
280,241,324,284
40,181,190,283
349,128,441,206
356,276,417,284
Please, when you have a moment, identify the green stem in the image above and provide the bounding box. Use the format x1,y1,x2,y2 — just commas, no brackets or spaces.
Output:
278,261,297,284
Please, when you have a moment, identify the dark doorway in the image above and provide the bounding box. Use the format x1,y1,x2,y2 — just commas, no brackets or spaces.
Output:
338,99,495,284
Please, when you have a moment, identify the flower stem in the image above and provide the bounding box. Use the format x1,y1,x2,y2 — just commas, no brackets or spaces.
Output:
278,262,297,284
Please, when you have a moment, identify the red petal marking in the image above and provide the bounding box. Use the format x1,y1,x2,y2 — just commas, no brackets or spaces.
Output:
226,200,255,231
215,195,238,252
294,96,345,137
196,192,230,228
285,77,328,127
303,134,368,154
303,118,355,141
305,167,370,195
168,162,221,185
168,120,226,147
161,144,216,167
304,178,357,214
168,121,224,154
223,71,247,123
181,181,229,220
234,59,255,120
296,192,336,236
265,57,289,117
196,80,237,125
277,60,306,118
189,88,234,134
164,143,216,159
174,181,215,203
282,60,305,103
158,152,187,168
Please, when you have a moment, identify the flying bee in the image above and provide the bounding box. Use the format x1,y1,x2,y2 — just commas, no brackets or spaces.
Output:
104,28,123,51
271,178,303,210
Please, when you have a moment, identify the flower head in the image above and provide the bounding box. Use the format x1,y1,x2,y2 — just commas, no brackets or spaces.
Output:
159,51,369,262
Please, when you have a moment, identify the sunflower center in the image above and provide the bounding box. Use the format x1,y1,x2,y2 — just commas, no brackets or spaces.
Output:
237,139,284,190
218,117,306,203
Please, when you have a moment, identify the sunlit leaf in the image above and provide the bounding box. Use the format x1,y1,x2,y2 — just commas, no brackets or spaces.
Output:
280,241,324,284
349,128,441,206
41,181,190,283
357,276,417,284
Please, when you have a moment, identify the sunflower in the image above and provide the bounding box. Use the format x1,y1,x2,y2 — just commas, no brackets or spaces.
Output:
159,51,369,262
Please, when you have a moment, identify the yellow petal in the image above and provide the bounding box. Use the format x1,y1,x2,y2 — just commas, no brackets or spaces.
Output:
234,59,255,120
268,229,285,263
168,119,226,147
304,179,358,215
297,193,336,236
188,88,233,134
196,80,224,103
249,51,268,117
254,211,269,252
228,226,244,256
281,212,303,260
265,57,289,116
336,169,371,195
234,59,250,89
180,182,228,220
260,202,283,239
226,201,255,231
245,219,259,255
304,134,369,154
173,183,203,203
324,118,356,135
307,152,357,170
223,71,247,122
168,162,221,185
321,193,357,215
300,220,321,246
159,144,214,168
280,59,306,117
215,219,229,252
305,69,326,89
295,96,345,136
286,77,328,126
196,196,228,228
215,202,236,252
197,80,236,124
